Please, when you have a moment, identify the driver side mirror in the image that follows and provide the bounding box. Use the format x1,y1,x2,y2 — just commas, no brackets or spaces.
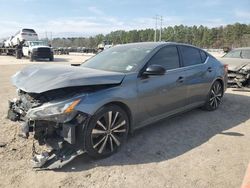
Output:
143,64,166,76
71,63,81,66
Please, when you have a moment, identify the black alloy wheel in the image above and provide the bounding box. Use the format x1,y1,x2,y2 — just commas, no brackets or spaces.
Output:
203,81,223,111
84,105,129,158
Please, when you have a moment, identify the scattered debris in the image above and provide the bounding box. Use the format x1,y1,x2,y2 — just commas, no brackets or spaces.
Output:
85,173,92,178
32,152,49,168
0,142,7,147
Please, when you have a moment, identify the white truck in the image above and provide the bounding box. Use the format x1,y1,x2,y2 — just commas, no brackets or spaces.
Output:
22,41,54,61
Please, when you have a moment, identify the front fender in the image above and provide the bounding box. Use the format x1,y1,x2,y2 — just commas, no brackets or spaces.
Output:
74,75,138,116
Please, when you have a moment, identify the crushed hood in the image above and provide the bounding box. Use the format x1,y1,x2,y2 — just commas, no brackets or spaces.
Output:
219,57,250,71
12,64,125,93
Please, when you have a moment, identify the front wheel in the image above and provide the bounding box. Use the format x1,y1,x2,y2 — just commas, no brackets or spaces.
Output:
203,80,223,111
15,49,22,59
29,53,34,62
84,105,129,158
49,55,54,61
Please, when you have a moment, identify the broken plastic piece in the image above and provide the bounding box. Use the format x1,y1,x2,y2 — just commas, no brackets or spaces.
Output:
31,143,86,170
32,152,49,168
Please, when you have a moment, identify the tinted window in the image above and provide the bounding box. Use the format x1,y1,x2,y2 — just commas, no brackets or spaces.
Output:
241,50,250,59
22,29,36,33
223,50,241,58
148,46,180,70
180,46,202,66
200,50,207,62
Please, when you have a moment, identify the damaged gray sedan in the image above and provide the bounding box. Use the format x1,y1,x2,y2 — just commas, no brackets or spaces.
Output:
7,42,227,169
220,47,250,88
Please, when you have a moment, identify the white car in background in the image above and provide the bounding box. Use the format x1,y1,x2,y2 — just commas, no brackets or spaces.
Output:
11,28,38,46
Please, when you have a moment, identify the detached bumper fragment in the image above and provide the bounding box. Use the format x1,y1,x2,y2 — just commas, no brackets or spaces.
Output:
7,100,22,121
32,142,85,169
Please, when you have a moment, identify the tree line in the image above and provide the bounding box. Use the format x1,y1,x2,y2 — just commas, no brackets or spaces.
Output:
51,23,250,49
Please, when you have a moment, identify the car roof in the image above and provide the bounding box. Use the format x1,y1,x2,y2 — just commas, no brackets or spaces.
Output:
231,47,250,50
116,42,202,49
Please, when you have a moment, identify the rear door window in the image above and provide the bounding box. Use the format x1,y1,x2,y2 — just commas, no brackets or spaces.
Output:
22,29,36,33
179,46,202,67
148,46,180,70
241,50,250,59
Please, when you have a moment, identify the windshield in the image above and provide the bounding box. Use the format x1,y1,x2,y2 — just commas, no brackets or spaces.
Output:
29,41,47,46
81,44,156,73
223,49,241,58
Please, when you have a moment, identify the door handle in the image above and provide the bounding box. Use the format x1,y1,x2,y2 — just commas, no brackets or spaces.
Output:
207,67,213,72
177,76,184,83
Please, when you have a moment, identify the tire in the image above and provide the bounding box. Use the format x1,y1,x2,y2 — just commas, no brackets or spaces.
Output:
49,55,54,61
84,105,129,158
15,49,22,59
203,80,223,111
29,53,34,62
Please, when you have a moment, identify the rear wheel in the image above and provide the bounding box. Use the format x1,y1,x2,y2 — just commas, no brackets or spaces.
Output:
203,81,223,111
84,105,129,158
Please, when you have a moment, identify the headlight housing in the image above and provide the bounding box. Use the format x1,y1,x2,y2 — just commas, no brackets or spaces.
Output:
26,99,81,123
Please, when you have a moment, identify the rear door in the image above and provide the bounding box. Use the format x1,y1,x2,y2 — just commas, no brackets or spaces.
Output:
137,45,187,125
178,45,215,106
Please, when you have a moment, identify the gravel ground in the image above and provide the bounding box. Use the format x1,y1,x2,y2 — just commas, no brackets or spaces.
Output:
0,54,250,188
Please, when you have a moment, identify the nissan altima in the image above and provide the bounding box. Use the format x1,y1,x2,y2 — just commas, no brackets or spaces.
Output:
7,42,227,168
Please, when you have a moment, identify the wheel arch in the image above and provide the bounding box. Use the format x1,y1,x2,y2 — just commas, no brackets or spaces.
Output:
102,101,133,132
213,77,225,95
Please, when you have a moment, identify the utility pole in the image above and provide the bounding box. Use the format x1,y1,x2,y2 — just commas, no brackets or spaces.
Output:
159,16,163,41
154,15,158,42
50,32,53,46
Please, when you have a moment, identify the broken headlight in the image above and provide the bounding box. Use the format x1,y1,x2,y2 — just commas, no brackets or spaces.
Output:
26,99,81,123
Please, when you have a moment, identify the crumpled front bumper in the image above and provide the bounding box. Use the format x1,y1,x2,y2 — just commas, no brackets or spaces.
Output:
7,99,90,169
228,70,250,88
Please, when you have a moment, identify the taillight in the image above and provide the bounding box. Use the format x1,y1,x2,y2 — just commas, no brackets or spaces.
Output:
33,33,38,36
224,64,228,73
21,33,27,36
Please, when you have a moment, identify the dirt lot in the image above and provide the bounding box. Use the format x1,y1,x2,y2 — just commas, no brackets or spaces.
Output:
0,55,250,188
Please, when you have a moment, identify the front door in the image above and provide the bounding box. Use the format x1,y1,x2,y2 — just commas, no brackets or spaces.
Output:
136,45,187,127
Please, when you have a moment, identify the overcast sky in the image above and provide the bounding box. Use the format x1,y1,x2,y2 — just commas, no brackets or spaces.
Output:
0,0,249,38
